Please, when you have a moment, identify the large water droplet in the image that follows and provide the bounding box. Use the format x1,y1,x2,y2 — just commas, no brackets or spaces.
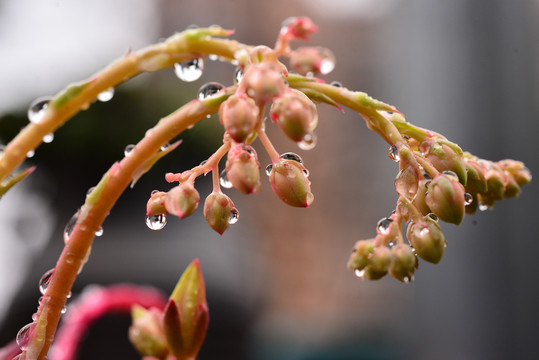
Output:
145,214,167,231
174,58,204,82
97,88,114,102
28,97,52,123
39,269,54,295
228,208,239,224
95,226,103,237
265,164,273,176
124,144,135,157
388,145,400,162
234,67,244,84
43,133,54,143
377,217,392,235
320,58,335,75
298,133,317,150
16,323,36,350
198,82,224,100
220,170,233,189
464,193,473,206
280,152,303,164
354,269,365,279
64,210,80,243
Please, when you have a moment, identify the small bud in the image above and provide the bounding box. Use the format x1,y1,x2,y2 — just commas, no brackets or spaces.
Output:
241,62,287,104
289,46,336,76
146,191,168,216
165,183,200,219
203,192,235,235
270,89,318,143
225,144,262,194
484,164,506,202
219,93,259,143
269,158,314,207
503,174,521,198
413,179,432,216
365,247,391,280
128,305,168,359
464,160,487,194
163,259,209,360
407,216,446,264
497,159,531,187
425,173,466,225
348,240,375,271
389,244,416,282
422,140,467,185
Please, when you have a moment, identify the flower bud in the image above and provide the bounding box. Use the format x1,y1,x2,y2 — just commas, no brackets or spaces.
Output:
365,247,391,280
128,305,168,359
389,244,416,283
503,174,521,198
421,140,467,185
203,192,235,235
280,17,318,40
413,179,432,216
163,259,208,360
407,216,446,264
348,240,375,271
146,191,167,216
219,94,259,143
289,46,336,76
165,183,200,219
225,144,262,194
269,158,313,207
241,62,287,104
498,159,532,187
425,173,466,225
464,160,487,194
484,164,506,202
270,89,318,143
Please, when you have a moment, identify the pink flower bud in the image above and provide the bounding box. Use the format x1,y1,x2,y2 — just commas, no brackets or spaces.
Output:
165,183,200,219
241,62,287,104
146,191,168,216
128,305,168,359
203,192,236,235
425,173,466,225
421,140,467,185
270,89,318,143
218,93,259,143
365,247,391,280
225,144,262,194
498,159,532,187
289,46,336,76
280,17,318,40
389,244,416,283
163,259,208,360
269,158,314,207
348,239,375,271
407,216,446,264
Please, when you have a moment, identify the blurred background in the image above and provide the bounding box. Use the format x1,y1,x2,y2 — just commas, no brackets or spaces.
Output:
0,0,538,359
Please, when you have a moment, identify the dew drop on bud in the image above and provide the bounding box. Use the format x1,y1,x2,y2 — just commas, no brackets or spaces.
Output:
199,160,207,166
330,81,342,87
234,67,244,84
95,226,103,237
64,210,80,243
354,269,365,279
208,54,218,61
145,214,167,231
464,192,473,206
298,133,317,150
265,164,273,176
479,203,489,211
280,152,303,164
198,82,224,100
303,169,310,177
16,323,36,351
403,274,415,283
377,217,392,235
28,97,52,123
39,268,55,295
124,144,135,157
174,58,204,82
442,170,459,181
26,150,35,158
427,213,438,221
43,133,54,143
97,87,115,102
228,208,239,224
388,145,400,162
61,306,67,314
320,58,335,75
219,169,233,189
387,240,396,249
86,186,96,197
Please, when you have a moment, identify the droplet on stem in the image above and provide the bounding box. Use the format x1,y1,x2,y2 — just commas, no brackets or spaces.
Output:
97,87,115,102
198,82,224,99
145,214,167,231
43,133,54,143
64,210,80,243
95,226,104,237
16,323,36,351
377,217,392,235
219,170,233,189
28,97,52,123
39,268,55,295
124,144,135,157
26,150,35,158
174,58,204,82
388,145,400,162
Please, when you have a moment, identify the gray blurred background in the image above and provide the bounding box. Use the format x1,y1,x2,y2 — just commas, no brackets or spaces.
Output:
0,0,538,359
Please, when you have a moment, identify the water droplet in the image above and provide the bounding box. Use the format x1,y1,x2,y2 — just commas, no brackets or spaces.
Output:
464,193,473,205
320,58,335,75
479,204,489,211
67,291,72,299
26,150,35,158
228,208,239,224
388,145,400,162
39,269,54,295
12,353,22,360
199,160,207,166
43,133,54,143
220,170,233,188
174,58,204,82
95,226,103,237
442,170,458,181
280,17,296,34
330,81,342,87
16,323,36,350
124,144,135,157
151,189,159,196
403,274,415,283
427,213,438,222
198,82,224,100
422,169,432,180
160,143,170,151
208,54,218,61
298,133,317,150
419,228,430,237
377,217,392,235
265,164,273,176
354,269,365,279
280,152,303,164
303,169,310,177
86,186,96,197
97,87,114,102
64,210,79,243
28,97,52,123
387,240,396,249
234,67,244,84
145,214,167,231
31,313,38,321
61,306,67,314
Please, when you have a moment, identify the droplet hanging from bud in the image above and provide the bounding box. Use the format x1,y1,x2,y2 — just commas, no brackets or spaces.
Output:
145,214,167,231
